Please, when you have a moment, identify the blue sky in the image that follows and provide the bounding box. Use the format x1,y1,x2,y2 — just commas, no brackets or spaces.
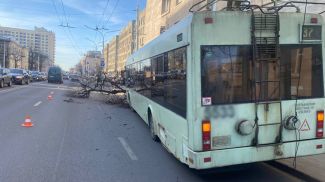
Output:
0,0,146,70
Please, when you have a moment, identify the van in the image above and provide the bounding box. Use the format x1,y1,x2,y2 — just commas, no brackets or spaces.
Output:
48,66,63,84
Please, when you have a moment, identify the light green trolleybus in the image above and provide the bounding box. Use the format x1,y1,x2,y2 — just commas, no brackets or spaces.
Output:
125,1,325,169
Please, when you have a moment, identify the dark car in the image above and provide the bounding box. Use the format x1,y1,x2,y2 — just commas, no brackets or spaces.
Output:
0,68,12,88
9,68,30,85
48,66,63,84
31,71,42,82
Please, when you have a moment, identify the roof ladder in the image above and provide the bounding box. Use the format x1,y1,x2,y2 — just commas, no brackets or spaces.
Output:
251,11,283,146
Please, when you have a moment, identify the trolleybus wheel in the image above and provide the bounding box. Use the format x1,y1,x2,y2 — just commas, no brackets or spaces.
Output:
148,111,159,142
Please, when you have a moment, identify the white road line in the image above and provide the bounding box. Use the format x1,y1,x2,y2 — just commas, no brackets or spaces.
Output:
33,101,42,107
52,120,68,182
118,137,138,161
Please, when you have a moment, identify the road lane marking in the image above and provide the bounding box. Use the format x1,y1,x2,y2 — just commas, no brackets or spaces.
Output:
118,137,138,161
52,120,68,182
33,101,42,107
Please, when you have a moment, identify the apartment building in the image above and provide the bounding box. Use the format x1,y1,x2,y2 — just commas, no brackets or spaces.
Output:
102,0,280,74
137,9,146,49
0,26,55,64
117,21,136,72
107,36,119,74
81,51,101,76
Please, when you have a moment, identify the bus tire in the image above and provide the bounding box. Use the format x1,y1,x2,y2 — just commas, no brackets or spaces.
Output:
148,110,159,142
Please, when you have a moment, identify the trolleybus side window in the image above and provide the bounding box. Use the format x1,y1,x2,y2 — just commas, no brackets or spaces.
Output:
151,47,187,117
126,47,187,118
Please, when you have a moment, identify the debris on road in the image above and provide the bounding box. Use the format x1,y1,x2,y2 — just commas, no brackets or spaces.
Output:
63,98,74,103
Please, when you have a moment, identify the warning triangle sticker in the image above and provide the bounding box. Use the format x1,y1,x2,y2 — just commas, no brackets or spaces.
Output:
299,119,310,131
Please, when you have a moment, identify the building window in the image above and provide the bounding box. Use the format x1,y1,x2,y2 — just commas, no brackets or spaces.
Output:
161,0,170,14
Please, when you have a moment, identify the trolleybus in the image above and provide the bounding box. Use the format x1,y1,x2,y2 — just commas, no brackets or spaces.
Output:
125,1,325,169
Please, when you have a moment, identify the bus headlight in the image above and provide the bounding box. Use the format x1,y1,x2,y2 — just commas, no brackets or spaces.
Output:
237,120,254,135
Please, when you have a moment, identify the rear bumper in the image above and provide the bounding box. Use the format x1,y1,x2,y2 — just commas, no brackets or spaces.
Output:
187,138,325,169
12,78,23,83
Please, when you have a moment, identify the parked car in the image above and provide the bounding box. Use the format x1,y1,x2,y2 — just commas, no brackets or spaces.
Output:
39,72,47,81
9,68,30,85
0,68,12,88
31,71,42,82
48,66,63,84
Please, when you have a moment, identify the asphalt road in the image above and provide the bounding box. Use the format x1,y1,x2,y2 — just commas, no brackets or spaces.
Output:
0,81,302,182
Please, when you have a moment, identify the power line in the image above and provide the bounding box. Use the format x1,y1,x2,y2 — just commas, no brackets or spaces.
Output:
51,0,63,25
102,0,120,28
60,0,83,56
98,0,111,28
94,0,111,45
59,0,69,26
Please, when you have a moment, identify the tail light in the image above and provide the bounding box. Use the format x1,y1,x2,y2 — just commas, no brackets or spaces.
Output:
316,111,324,138
202,120,211,151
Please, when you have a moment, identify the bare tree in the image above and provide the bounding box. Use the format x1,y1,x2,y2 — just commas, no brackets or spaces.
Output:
76,72,126,99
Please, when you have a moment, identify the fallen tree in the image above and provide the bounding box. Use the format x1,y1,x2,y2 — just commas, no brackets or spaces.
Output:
74,73,127,102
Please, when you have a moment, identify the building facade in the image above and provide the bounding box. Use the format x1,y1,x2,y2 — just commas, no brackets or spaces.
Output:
143,0,274,45
137,9,146,49
0,38,29,70
80,51,101,76
104,43,109,73
0,26,55,65
101,0,303,75
107,36,119,74
117,21,136,73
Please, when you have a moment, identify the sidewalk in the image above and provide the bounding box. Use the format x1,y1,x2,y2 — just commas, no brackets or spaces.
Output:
277,154,325,181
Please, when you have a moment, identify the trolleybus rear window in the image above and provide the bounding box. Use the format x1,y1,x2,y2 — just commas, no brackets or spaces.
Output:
201,45,323,105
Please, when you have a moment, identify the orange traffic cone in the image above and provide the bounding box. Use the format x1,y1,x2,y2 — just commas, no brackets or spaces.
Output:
21,115,34,127
48,95,53,100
